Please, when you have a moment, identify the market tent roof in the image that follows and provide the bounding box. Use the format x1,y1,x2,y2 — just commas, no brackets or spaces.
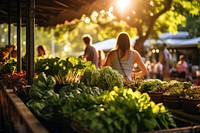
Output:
93,38,137,51
93,38,116,51
93,38,152,51
164,37,200,48
0,0,113,27
158,31,189,40
158,31,200,48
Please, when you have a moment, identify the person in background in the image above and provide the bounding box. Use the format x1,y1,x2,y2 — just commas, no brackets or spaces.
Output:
176,55,189,81
0,44,15,62
37,45,47,57
151,58,157,78
82,34,99,68
152,58,163,80
98,50,105,68
145,60,152,79
104,32,148,81
10,49,17,58
159,43,172,81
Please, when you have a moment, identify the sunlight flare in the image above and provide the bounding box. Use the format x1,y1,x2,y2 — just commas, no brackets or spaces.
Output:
116,0,131,12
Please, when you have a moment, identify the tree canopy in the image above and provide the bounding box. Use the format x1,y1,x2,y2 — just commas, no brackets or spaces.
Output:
2,0,199,58
53,0,200,56
107,0,200,54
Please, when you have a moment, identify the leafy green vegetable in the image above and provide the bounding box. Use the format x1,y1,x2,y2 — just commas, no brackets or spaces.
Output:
98,66,123,91
69,87,176,133
80,68,100,87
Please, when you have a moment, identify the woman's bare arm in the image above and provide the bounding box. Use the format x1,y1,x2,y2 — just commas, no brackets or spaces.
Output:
132,50,148,78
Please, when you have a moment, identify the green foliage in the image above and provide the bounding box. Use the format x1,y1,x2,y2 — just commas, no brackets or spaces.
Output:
35,27,51,55
123,78,144,91
178,15,200,37
98,66,124,91
1,0,200,57
35,57,66,76
70,87,176,133
0,59,17,75
35,56,95,77
27,72,60,120
28,82,176,132
164,80,192,97
80,66,123,91
59,83,104,117
26,73,178,133
67,0,199,55
80,68,100,87
137,79,168,93
181,86,200,99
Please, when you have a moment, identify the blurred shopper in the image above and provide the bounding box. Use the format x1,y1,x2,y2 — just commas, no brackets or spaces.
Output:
159,43,172,81
176,55,189,81
82,34,99,68
37,45,47,57
104,32,148,81
152,59,163,80
0,44,15,62
10,49,17,58
98,50,106,68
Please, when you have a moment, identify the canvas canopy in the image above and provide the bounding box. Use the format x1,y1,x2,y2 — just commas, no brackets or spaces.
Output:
164,37,200,48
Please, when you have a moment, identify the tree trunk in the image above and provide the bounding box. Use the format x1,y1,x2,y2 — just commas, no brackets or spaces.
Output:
134,37,146,56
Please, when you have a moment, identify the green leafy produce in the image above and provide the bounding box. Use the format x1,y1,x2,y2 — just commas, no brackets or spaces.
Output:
181,86,200,100
80,68,100,87
98,66,123,91
70,87,176,133
0,59,17,75
27,72,61,120
35,57,68,76
59,83,104,117
123,78,143,91
46,56,92,83
137,79,167,93
163,81,192,96
80,66,123,91
26,71,179,133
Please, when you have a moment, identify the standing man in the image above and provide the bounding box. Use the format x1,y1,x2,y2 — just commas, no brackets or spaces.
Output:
82,34,98,68
159,43,172,81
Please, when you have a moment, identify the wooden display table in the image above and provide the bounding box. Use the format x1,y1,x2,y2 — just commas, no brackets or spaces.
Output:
0,84,48,133
1,82,200,133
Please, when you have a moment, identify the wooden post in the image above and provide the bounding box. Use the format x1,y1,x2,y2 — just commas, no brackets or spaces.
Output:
17,0,22,72
26,0,35,84
8,0,11,46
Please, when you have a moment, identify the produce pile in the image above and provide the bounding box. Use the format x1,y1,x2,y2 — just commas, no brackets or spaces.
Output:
2,57,190,132
27,71,177,133
181,85,200,99
125,78,192,94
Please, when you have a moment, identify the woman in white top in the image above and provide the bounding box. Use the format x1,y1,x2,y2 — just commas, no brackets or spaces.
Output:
104,32,148,81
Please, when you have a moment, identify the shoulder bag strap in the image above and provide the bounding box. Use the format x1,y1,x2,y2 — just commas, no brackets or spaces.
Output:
116,51,129,81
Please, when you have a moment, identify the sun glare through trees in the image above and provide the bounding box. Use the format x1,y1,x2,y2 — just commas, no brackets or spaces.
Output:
116,0,131,12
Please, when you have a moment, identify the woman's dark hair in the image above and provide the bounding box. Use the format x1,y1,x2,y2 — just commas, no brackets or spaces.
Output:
115,32,131,58
37,45,46,56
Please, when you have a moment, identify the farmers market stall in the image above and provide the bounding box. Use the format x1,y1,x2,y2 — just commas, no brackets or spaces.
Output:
1,57,200,133
1,81,200,133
